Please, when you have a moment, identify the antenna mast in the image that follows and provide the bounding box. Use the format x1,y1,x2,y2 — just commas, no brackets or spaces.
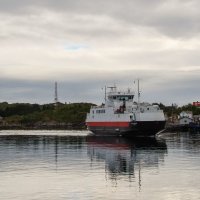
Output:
54,81,58,106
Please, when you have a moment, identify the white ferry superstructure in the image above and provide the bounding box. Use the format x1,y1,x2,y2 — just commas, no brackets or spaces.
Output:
86,85,166,136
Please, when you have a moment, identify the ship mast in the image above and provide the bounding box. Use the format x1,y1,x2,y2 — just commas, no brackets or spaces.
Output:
137,79,140,105
137,79,141,113
104,86,107,104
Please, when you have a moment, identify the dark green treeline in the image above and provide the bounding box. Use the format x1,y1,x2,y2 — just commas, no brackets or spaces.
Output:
0,102,94,128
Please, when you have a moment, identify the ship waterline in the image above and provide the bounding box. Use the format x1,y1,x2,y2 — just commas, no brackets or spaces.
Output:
86,121,166,136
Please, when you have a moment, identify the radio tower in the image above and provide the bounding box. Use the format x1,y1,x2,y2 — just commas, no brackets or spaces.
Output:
54,81,58,106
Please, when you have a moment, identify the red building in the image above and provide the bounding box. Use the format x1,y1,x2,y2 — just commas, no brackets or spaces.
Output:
193,102,200,107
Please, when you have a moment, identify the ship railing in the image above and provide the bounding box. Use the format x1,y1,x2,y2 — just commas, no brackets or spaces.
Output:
91,105,104,109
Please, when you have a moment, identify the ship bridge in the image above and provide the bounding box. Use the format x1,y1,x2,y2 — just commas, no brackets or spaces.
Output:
107,87,134,102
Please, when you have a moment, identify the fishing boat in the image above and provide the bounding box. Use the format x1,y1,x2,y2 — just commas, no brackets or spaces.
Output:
86,81,166,136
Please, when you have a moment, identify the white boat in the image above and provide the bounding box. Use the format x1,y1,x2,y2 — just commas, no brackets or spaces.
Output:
86,82,166,136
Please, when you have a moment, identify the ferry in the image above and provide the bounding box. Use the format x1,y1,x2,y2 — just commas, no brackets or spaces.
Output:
86,81,166,137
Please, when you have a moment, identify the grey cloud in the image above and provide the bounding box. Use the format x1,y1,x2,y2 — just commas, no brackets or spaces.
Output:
115,49,200,67
0,69,199,106
0,0,163,14
1,0,200,38
0,78,108,104
0,79,54,103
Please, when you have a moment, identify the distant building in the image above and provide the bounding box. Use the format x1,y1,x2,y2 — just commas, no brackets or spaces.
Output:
179,111,193,125
193,115,200,123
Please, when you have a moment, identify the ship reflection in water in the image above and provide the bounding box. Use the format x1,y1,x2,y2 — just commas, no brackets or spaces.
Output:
86,136,167,185
1,131,200,200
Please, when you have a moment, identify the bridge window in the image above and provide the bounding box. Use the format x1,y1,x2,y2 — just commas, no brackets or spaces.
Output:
96,109,105,114
115,95,134,101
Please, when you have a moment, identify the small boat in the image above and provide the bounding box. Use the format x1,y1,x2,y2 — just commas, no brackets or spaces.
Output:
189,122,200,131
86,81,166,137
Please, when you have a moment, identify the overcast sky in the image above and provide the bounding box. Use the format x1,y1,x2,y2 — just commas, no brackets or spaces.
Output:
0,0,199,106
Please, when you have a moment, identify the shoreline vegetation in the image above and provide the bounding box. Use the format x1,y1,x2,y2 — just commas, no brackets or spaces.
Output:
0,102,94,130
0,102,199,130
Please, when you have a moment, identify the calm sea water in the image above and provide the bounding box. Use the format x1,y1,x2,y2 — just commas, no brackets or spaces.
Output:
0,130,200,200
